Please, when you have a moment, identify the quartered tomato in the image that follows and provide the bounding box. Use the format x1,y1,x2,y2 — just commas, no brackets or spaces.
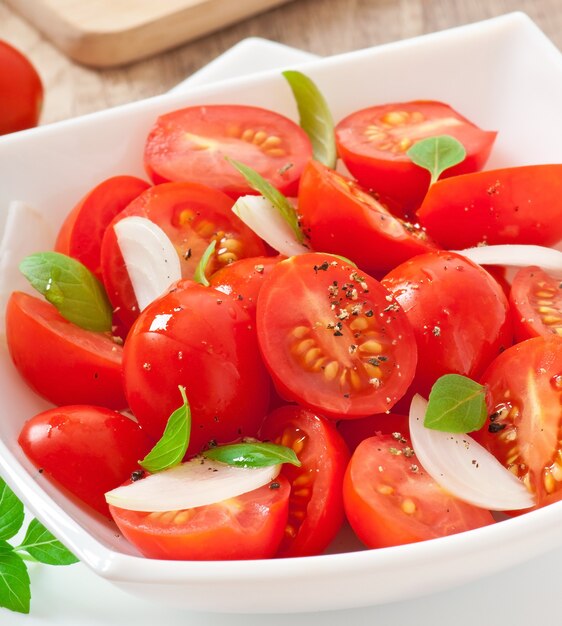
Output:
55,175,150,279
259,406,349,557
109,476,290,560
476,335,562,510
335,101,496,215
6,292,126,409
256,253,417,418
0,40,43,135
297,160,437,276
343,433,495,548
417,165,562,249
337,413,409,453
509,266,562,341
143,105,313,198
209,255,283,320
382,251,512,400
101,181,265,329
123,280,270,455
19,405,152,517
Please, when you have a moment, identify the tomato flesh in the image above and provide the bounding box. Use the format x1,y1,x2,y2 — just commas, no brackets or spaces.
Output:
259,406,349,557
476,335,562,510
19,405,152,517
256,253,417,417
510,266,562,342
144,105,312,198
109,476,290,560
417,165,562,249
297,160,437,276
335,101,496,215
343,434,495,548
6,292,126,409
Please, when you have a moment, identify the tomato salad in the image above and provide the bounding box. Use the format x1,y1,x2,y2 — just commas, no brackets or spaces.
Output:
6,73,562,561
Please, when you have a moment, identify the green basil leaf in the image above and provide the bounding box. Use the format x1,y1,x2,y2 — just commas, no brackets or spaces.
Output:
282,70,337,169
227,158,304,244
193,240,216,287
139,386,191,473
0,479,24,541
15,519,78,566
407,135,466,185
0,544,30,614
424,374,488,433
203,442,301,468
19,252,113,332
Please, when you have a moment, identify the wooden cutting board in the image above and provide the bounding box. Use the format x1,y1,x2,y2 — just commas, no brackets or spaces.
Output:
5,0,294,67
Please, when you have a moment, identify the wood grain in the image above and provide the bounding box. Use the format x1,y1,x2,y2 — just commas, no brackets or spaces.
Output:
1,0,562,126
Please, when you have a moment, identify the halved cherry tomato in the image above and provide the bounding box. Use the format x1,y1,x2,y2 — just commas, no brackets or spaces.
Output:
382,251,512,400
144,105,312,198
55,175,150,279
259,406,349,557
6,292,126,409
335,101,496,215
509,266,562,341
209,255,283,320
337,413,409,453
19,405,152,516
256,253,417,418
343,433,495,548
109,476,290,560
101,181,265,329
476,335,562,510
297,160,437,276
0,40,43,135
417,165,562,249
123,280,270,455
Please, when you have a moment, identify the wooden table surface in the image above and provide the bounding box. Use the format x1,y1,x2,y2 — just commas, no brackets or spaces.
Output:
1,0,562,126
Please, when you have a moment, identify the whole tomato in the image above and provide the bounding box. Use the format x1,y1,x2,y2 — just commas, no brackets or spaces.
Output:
0,40,43,135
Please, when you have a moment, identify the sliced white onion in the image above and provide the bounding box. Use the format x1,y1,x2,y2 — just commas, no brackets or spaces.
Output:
409,394,535,511
0,201,55,336
232,195,309,257
105,456,280,512
454,244,562,274
114,216,181,312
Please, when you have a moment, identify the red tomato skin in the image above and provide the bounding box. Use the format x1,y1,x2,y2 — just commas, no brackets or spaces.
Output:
335,101,496,214
476,335,562,510
509,266,562,342
100,181,265,330
6,292,127,409
19,405,152,516
260,406,350,557
417,165,562,249
343,434,495,548
0,40,43,135
297,160,438,275
143,105,312,198
256,253,418,418
109,476,290,560
123,281,270,455
209,255,284,320
337,413,409,453
55,176,150,280
382,251,513,400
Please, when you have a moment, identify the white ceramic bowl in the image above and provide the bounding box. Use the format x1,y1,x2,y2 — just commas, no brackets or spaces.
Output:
0,12,561,614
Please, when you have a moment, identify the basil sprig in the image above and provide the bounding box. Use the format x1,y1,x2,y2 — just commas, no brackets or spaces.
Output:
193,240,216,287
139,386,191,473
407,135,466,185
0,479,78,614
19,252,113,332
227,157,304,244
282,70,337,169
424,374,488,433
203,442,301,468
